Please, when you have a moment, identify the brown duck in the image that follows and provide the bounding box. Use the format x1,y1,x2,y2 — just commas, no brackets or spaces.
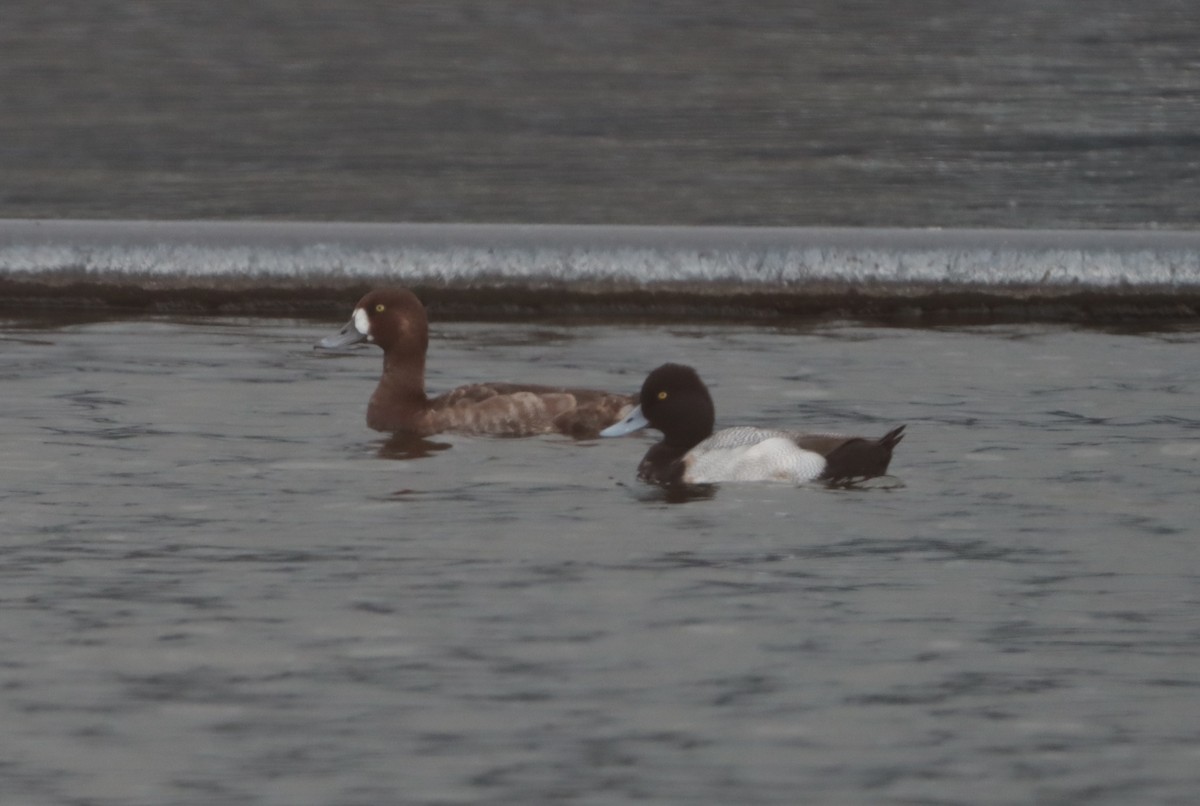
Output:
317,288,634,438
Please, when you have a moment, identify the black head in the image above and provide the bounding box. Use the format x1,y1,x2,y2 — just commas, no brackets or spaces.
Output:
637,363,716,448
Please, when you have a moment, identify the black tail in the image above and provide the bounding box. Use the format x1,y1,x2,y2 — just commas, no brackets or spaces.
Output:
821,425,906,482
878,425,906,451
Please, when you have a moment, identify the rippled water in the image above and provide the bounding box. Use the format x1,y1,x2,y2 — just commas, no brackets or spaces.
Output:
3,314,1198,804
5,2,1200,228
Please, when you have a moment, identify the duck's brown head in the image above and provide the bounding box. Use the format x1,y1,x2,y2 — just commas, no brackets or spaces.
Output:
319,287,429,358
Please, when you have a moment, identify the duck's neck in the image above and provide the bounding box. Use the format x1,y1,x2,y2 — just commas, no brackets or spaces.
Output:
665,391,715,453
637,441,688,485
638,421,711,486
367,350,429,430
665,419,712,453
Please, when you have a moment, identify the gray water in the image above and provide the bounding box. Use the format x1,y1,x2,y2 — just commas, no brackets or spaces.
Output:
3,313,1198,804
4,1,1200,229
5,5,1200,800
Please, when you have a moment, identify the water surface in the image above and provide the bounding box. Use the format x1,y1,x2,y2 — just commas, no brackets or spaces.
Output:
3,314,1198,804
4,2,1199,228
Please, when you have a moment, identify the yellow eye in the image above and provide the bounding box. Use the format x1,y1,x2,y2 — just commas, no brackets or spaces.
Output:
657,391,668,400
375,304,386,312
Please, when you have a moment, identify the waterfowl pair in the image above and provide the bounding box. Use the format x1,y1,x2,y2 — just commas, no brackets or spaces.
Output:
601,363,905,486
318,288,634,438
317,289,904,484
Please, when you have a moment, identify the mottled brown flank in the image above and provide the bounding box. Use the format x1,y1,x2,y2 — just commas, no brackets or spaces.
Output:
346,287,634,438
422,384,634,439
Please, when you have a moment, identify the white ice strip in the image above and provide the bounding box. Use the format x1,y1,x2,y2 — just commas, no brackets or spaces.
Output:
3,220,1200,288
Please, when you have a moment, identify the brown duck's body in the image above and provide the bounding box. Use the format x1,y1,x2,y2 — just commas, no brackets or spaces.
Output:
323,288,634,439
370,379,635,438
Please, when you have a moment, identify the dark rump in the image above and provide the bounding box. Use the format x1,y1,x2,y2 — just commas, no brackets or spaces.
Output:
820,425,906,482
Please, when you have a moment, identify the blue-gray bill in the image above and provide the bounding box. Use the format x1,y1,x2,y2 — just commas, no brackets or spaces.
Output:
316,318,368,350
599,405,649,437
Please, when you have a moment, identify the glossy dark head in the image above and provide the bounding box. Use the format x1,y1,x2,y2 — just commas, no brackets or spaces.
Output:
639,363,715,435
601,363,715,449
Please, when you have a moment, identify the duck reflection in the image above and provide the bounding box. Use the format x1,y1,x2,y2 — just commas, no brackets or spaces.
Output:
375,432,454,461
630,482,718,505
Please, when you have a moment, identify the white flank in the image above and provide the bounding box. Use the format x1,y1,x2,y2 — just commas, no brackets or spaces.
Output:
683,429,826,484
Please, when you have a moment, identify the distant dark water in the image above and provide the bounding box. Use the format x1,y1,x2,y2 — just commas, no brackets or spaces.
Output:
3,1,1200,227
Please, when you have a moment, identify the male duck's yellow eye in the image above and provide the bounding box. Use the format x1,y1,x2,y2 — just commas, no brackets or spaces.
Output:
657,391,668,400
375,304,386,313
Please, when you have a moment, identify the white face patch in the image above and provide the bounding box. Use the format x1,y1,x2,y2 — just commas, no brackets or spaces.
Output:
353,308,372,340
